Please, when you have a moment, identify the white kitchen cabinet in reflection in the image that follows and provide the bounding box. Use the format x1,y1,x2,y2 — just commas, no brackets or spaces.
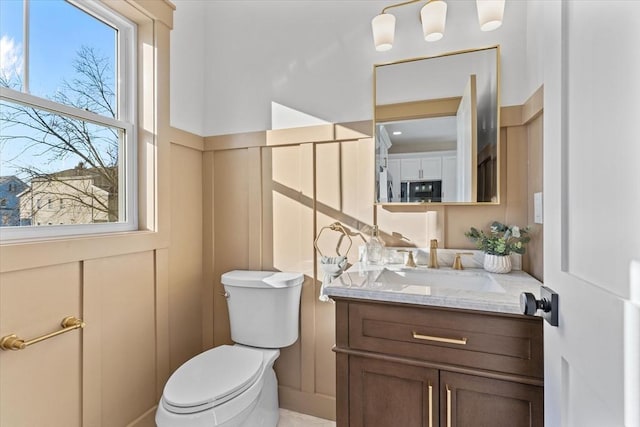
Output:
399,156,442,181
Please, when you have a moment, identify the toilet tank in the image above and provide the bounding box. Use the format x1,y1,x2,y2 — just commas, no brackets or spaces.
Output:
221,270,303,348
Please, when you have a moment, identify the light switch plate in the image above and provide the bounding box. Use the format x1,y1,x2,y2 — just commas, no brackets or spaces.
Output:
534,192,543,224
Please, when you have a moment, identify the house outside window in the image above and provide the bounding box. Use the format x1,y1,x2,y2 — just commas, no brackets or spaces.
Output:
0,0,136,241
0,176,27,226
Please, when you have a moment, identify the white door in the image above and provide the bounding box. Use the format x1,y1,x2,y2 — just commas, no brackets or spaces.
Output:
543,2,640,426
456,74,477,202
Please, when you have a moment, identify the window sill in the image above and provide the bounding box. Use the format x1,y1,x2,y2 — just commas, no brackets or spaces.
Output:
0,229,168,273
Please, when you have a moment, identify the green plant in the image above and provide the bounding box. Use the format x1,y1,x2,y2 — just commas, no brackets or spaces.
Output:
465,221,531,256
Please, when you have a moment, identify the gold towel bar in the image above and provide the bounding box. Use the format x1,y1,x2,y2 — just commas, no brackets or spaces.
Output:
0,316,85,351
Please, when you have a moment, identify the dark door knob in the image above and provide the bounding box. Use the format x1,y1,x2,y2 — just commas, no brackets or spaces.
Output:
520,292,551,315
519,286,559,327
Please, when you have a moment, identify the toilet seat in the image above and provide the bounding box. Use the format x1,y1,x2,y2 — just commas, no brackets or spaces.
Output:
162,345,263,415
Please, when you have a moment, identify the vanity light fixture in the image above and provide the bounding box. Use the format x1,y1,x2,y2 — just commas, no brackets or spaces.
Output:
371,0,505,51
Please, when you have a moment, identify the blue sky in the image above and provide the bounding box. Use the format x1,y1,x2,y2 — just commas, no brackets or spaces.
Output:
0,0,116,179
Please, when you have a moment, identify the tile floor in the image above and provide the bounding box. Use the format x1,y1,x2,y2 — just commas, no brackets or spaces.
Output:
278,408,336,427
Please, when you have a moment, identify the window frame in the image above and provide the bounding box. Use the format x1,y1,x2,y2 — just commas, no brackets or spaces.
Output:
0,0,137,242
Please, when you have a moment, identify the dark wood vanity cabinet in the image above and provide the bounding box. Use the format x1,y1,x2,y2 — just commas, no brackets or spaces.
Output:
441,371,543,427
349,356,439,427
334,299,544,427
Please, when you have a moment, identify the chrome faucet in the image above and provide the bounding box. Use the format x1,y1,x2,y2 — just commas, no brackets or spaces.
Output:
428,239,439,268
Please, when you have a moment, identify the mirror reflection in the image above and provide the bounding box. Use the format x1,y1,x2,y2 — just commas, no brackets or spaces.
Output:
375,46,499,204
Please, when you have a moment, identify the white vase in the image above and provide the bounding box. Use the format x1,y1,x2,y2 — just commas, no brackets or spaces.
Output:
483,254,512,274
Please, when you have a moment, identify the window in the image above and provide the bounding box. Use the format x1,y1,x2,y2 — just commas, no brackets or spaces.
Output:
0,0,136,241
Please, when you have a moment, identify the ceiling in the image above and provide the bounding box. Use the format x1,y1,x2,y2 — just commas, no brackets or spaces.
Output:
379,116,457,151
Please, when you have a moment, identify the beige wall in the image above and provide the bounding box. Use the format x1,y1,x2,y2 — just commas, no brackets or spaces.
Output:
0,2,207,426
201,90,544,420
169,134,205,371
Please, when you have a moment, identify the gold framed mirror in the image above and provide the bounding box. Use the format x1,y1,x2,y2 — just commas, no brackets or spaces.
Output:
374,46,500,205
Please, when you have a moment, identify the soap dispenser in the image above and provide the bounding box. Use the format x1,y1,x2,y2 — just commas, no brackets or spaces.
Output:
366,225,384,265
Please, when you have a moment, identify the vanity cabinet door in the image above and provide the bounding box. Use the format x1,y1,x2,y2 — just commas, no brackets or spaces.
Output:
349,356,439,427
440,371,543,427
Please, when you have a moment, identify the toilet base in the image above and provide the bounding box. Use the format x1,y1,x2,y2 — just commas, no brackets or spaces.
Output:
239,367,279,427
156,347,280,427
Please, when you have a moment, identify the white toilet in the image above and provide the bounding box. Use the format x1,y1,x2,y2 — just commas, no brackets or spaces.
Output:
156,270,304,427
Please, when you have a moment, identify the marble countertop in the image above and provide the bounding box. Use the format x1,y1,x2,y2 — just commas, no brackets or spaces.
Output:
323,262,543,316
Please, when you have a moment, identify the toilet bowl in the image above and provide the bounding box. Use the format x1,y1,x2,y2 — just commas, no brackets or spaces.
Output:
156,270,303,427
156,345,279,427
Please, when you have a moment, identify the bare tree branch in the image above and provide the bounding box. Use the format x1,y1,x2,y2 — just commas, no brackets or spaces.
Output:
1,46,121,224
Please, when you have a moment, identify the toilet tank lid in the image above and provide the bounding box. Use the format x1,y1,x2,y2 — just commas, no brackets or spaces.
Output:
222,270,304,288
